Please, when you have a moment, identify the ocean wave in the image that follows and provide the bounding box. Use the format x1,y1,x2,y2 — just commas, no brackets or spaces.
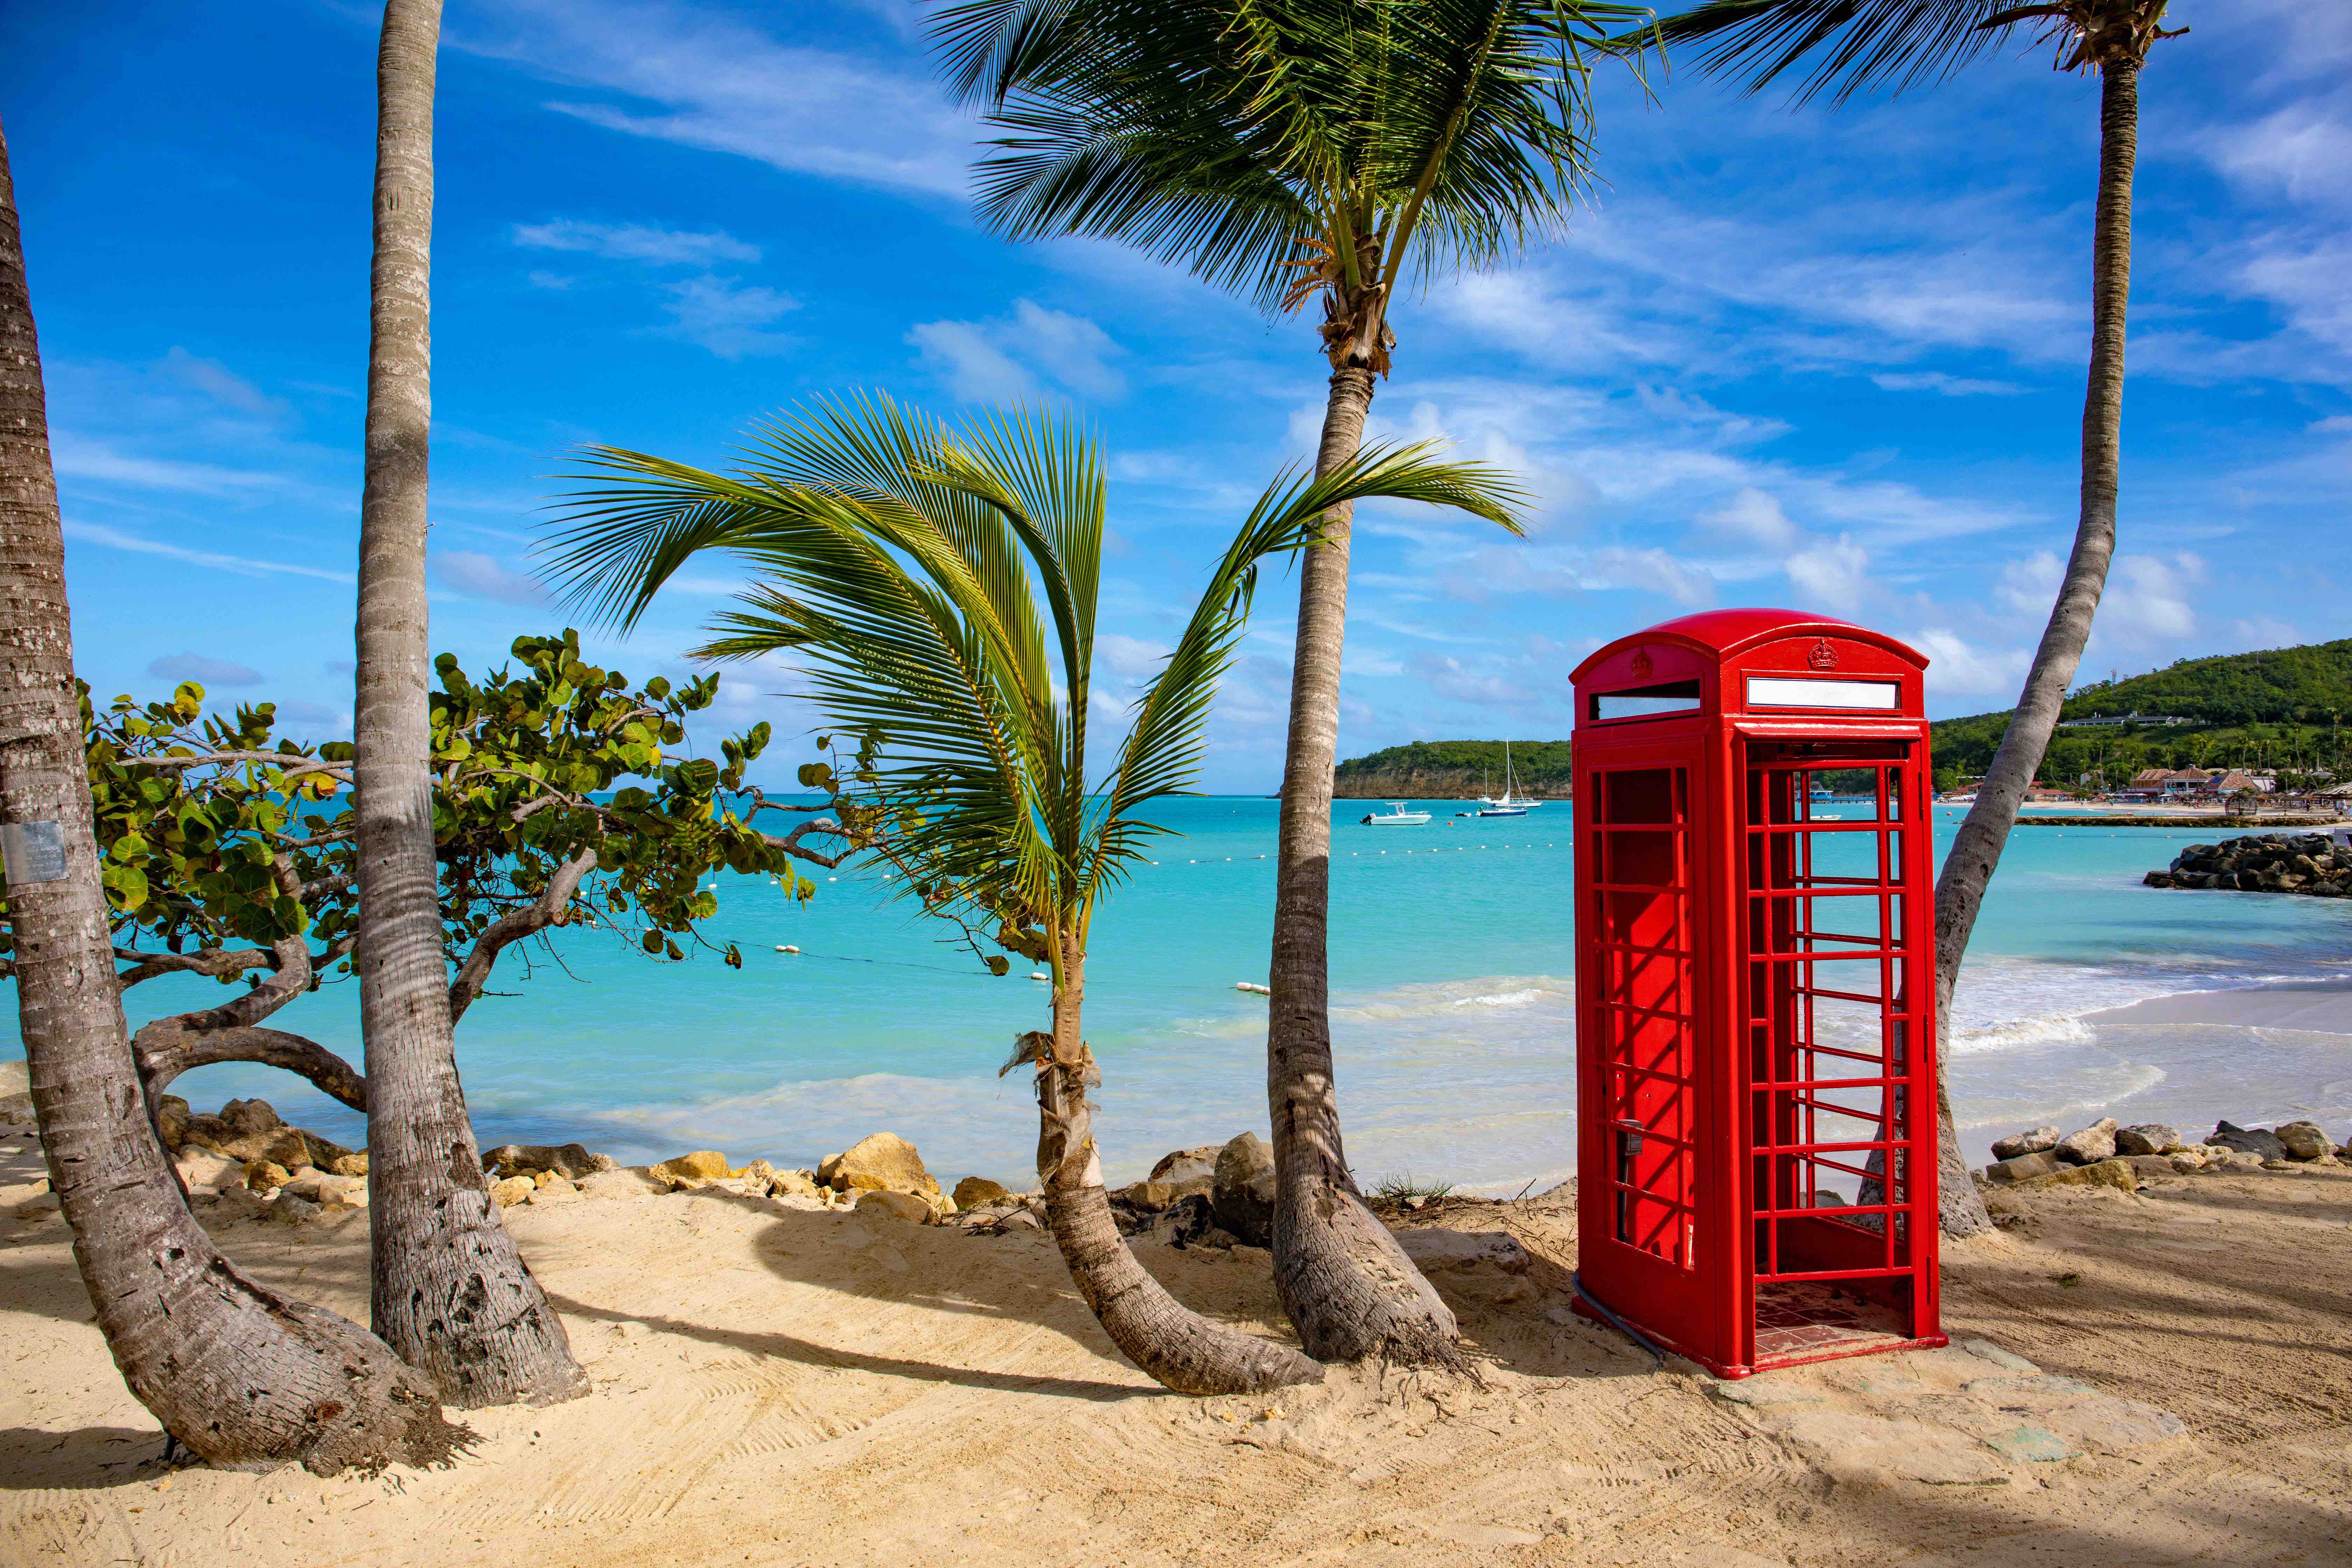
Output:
1450,987,1553,1009
1949,1015,2097,1056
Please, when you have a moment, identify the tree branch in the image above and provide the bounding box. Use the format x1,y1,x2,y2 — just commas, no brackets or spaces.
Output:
753,813,854,869
134,1022,368,1114
447,845,601,1025
111,944,278,989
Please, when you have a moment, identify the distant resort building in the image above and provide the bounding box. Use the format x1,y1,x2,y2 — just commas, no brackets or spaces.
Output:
2116,766,2273,801
2057,711,2194,728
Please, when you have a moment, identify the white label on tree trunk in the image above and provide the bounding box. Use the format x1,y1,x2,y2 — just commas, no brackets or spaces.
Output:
1,821,66,885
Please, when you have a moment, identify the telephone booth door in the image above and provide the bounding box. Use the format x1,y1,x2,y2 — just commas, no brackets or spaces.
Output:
1738,740,1937,1367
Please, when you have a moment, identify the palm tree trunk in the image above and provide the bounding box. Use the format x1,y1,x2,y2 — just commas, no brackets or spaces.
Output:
1265,357,1462,1367
0,117,462,1474
1929,59,2140,1239
355,0,584,1408
1036,944,1322,1393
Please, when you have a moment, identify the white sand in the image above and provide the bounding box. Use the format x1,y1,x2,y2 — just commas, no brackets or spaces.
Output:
7,1124,2352,1565
2085,979,2352,1034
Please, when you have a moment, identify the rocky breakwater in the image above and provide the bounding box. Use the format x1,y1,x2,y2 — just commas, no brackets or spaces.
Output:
2143,832,2351,896
1976,1114,2352,1198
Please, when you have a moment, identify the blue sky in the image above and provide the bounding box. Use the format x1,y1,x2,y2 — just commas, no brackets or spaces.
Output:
6,1,2347,792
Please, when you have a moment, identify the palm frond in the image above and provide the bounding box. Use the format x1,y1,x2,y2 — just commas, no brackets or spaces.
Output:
1643,0,2048,104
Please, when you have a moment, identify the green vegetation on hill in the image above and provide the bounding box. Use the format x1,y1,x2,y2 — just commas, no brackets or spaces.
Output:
1332,739,1572,798
1932,639,2352,790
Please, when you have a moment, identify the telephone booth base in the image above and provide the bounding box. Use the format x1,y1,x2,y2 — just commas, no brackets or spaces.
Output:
1569,1288,1946,1381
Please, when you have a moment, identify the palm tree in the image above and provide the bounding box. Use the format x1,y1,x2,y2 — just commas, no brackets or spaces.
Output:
0,115,462,1474
1643,0,2188,1236
354,0,586,1405
543,396,1521,1393
931,0,1648,1365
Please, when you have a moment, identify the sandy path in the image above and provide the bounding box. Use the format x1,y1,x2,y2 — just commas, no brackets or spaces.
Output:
4,1127,2349,1566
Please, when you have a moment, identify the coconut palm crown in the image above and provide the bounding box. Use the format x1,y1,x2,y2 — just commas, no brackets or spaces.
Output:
541,397,1518,976
934,0,1654,365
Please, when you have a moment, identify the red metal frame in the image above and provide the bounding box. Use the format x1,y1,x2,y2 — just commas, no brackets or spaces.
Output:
1568,609,1945,1379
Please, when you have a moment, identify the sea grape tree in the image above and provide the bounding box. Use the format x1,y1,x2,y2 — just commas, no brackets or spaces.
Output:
2,630,847,1122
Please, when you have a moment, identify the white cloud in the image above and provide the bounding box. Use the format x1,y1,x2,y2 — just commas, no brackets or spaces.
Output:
1696,487,1798,549
663,276,799,359
1870,371,2028,397
908,301,1126,404
1996,550,2064,618
2210,103,2352,209
2231,614,2300,650
1784,534,1871,615
148,652,265,687
513,219,761,266
49,435,293,496
1907,629,2029,699
458,0,971,198
63,520,352,583
2096,553,2203,644
159,348,281,417
433,550,550,606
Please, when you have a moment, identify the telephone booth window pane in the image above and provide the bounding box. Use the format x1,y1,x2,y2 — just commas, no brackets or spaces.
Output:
1591,765,1696,1270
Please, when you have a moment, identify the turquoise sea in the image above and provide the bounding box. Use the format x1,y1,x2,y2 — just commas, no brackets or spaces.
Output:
12,799,2351,1189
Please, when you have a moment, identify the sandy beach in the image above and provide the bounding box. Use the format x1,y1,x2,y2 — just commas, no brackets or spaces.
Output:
6,1122,2350,1567
2083,978,2352,1034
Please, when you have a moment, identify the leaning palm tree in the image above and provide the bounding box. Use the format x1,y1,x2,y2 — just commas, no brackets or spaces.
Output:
1643,0,2189,1237
543,395,1520,1394
0,114,462,1474
931,0,1650,1367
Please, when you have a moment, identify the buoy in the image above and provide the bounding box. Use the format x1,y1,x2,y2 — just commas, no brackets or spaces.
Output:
1235,981,1271,995
776,945,799,954
1031,971,1050,981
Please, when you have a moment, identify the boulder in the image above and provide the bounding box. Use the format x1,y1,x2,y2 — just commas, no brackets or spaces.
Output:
489,1174,537,1208
1983,1150,2062,1185
953,1176,1013,1211
2168,1149,2212,1174
1212,1132,1277,1247
330,1151,369,1178
1989,1126,2062,1161
2008,1157,2139,1194
486,1142,615,1181
2276,1121,2333,1161
855,1189,935,1225
219,1098,282,1136
653,1150,734,1185
0,1091,29,1126
1001,1209,1044,1232
1148,1145,1221,1190
1114,1179,1177,1213
155,1094,191,1150
281,1172,367,1209
2053,1118,2119,1166
2114,1124,2184,1157
245,1160,292,1194
1392,1227,1531,1274
173,1149,244,1192
0,1060,24,1099
2208,1121,2290,1161
818,1133,941,1199
1157,1192,1219,1249
266,1192,323,1225
768,1168,825,1200
577,1168,666,1200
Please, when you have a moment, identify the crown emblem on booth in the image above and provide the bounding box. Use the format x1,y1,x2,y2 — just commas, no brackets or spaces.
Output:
1807,638,1839,671
1629,648,1653,678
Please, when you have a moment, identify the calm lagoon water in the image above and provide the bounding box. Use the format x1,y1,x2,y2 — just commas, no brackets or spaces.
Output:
10,799,2350,1188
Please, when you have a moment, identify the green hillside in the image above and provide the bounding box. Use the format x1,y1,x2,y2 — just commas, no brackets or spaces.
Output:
1332,739,1572,798
1931,638,2352,789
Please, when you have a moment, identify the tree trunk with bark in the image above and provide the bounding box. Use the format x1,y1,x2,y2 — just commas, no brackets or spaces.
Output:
1929,61,2140,1239
1265,328,1462,1367
355,0,584,1408
0,116,462,1474
1035,943,1322,1393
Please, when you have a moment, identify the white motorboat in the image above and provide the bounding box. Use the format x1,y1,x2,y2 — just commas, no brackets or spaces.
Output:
1360,801,1431,826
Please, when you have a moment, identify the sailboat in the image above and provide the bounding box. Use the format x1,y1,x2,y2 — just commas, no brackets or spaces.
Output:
1475,741,1534,817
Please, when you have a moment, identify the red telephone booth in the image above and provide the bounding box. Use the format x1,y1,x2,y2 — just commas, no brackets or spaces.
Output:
1568,609,1945,1379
